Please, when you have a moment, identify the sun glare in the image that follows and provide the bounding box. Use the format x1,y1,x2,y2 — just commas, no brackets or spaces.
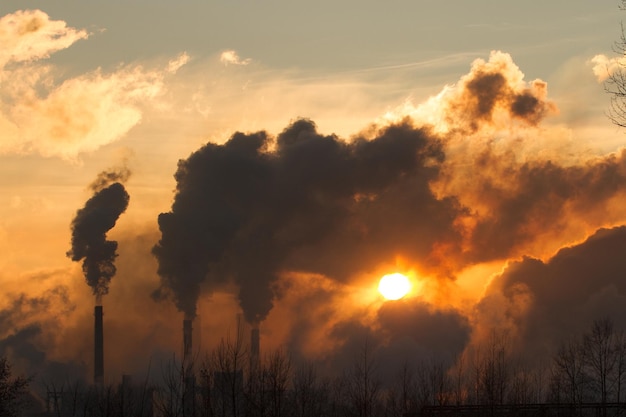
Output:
378,273,411,300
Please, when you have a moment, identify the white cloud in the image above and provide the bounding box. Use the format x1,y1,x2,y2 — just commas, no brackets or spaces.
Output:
167,52,190,74
0,9,88,68
589,54,626,83
220,49,252,66
6,67,162,159
0,10,189,160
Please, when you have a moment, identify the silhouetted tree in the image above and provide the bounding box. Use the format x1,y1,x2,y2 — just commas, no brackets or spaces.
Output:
154,356,186,417
552,337,587,405
265,348,291,417
451,352,467,406
384,361,420,416
472,330,511,406
507,359,545,405
213,332,246,417
582,318,617,407
290,361,327,417
345,339,381,417
612,331,626,402
550,317,626,413
605,0,626,126
0,356,30,417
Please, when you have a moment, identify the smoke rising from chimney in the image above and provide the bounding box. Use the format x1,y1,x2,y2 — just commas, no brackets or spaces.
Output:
152,119,452,322
67,168,131,303
148,50,626,360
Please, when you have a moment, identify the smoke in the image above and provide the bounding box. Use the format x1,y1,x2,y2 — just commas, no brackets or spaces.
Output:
67,169,130,303
153,118,462,322
88,166,132,192
1,46,618,383
474,225,626,365
0,283,84,383
153,51,626,331
0,10,188,160
443,54,557,133
453,150,626,263
0,9,88,68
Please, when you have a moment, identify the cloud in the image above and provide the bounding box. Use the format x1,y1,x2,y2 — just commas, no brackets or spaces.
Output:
0,9,88,68
152,118,462,322
152,50,626,335
220,49,252,66
0,10,188,160
589,54,624,83
167,52,190,74
475,226,626,363
383,51,558,136
0,273,86,382
2,43,626,388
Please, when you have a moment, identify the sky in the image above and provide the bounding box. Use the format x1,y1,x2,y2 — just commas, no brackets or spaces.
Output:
2,0,626,389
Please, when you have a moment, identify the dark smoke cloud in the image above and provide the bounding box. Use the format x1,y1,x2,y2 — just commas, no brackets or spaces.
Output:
305,302,470,383
444,53,556,133
89,166,131,192
0,287,73,336
152,75,625,326
0,286,84,384
67,170,130,301
461,149,626,262
151,50,626,373
153,118,463,322
377,299,471,354
477,225,626,363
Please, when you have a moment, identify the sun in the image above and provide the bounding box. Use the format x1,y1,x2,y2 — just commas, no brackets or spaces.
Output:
378,273,411,300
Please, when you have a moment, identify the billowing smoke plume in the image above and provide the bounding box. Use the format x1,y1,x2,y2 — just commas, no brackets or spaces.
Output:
475,225,626,365
153,119,461,322
154,51,626,327
444,54,556,133
67,168,130,303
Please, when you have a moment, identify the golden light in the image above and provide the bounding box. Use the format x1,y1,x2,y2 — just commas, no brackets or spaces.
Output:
378,273,411,300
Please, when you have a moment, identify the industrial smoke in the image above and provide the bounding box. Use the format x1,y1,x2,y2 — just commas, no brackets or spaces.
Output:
67,168,130,384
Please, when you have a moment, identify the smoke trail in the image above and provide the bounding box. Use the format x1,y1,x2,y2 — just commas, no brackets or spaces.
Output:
89,166,131,192
153,51,626,330
441,51,557,133
67,169,130,303
153,119,460,322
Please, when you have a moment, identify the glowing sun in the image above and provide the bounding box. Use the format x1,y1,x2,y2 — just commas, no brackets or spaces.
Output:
378,273,411,300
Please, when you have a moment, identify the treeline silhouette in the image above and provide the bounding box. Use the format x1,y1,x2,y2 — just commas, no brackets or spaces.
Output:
8,317,626,417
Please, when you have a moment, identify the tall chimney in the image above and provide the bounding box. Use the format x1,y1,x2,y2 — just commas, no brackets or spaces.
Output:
182,319,195,416
94,305,104,385
250,324,260,371
183,319,192,368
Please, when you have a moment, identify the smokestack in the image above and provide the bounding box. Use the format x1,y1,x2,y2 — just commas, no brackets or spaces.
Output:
250,324,260,371
94,305,104,385
182,319,196,416
183,319,192,368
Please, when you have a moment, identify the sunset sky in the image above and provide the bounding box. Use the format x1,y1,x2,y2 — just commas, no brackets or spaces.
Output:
2,0,626,388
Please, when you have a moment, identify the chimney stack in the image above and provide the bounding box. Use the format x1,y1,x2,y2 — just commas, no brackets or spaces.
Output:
183,319,193,368
182,319,196,416
250,324,260,371
94,306,104,385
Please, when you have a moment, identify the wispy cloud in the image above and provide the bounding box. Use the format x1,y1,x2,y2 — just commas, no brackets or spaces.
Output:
0,10,189,161
589,53,625,82
0,9,88,67
220,49,252,66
